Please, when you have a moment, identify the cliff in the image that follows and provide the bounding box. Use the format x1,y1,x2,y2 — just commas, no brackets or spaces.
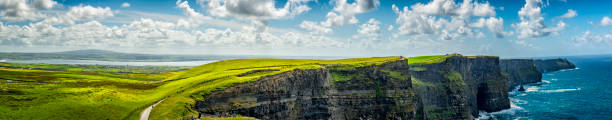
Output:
195,60,418,119
499,59,542,90
534,58,576,73
194,55,513,119
410,56,510,119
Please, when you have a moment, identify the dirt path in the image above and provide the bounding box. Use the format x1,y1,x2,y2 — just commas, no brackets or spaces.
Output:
139,99,165,120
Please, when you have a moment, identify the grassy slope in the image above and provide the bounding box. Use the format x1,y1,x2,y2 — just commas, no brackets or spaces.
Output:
0,57,401,120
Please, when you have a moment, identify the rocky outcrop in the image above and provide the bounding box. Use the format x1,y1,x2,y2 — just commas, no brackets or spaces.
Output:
195,56,517,120
410,56,510,119
195,60,417,120
534,58,576,73
500,59,542,90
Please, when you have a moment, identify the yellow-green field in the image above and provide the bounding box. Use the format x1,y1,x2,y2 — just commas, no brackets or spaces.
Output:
0,56,402,120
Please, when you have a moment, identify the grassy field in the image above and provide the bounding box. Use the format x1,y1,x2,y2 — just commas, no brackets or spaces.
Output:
406,54,461,64
0,57,402,120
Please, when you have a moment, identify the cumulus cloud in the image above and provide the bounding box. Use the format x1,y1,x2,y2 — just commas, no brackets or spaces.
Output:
0,16,344,49
299,0,379,34
322,0,380,27
121,2,130,8
600,16,612,26
199,0,311,32
299,21,333,34
349,18,384,48
355,18,381,38
573,31,612,45
176,0,202,17
66,5,114,21
514,0,566,38
391,0,507,40
560,9,577,18
200,0,310,20
0,0,57,21
411,0,495,17
471,17,510,38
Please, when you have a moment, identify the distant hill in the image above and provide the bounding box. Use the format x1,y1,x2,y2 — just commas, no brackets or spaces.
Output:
0,49,232,62
56,49,124,55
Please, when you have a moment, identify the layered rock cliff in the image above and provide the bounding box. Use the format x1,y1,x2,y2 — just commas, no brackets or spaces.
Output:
191,56,580,120
410,56,510,119
195,60,418,119
534,58,576,73
499,59,542,90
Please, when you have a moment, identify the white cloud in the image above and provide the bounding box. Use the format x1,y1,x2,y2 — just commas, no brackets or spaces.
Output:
392,5,445,35
560,9,577,18
600,16,612,26
66,5,114,21
0,16,345,49
514,0,566,38
411,0,495,17
322,0,380,27
33,0,57,9
0,0,57,21
299,0,379,34
387,25,393,31
176,0,202,17
356,18,381,38
391,0,506,40
299,21,333,34
200,0,311,20
472,17,510,38
573,31,612,45
200,0,312,32
121,2,130,8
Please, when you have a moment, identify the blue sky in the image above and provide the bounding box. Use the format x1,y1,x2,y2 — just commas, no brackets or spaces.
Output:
0,0,611,57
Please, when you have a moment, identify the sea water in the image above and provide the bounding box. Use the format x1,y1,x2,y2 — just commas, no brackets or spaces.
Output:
478,56,612,120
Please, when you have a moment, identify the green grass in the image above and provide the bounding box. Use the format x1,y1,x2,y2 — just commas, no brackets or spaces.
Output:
0,56,402,120
406,54,461,64
380,69,409,81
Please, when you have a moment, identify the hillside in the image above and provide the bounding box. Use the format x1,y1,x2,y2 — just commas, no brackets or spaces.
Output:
0,49,229,62
0,55,576,120
0,56,402,120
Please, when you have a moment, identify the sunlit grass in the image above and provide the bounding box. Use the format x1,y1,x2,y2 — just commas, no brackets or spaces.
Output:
0,56,402,120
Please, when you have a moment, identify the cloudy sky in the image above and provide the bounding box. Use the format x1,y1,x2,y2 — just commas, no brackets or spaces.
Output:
0,0,611,57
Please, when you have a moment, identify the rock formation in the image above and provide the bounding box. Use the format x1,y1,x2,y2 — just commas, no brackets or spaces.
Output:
534,58,576,73
410,56,510,119
194,56,576,120
195,60,417,120
500,59,542,90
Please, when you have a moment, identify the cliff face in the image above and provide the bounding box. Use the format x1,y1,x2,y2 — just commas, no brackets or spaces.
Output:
410,56,510,119
534,58,576,73
195,60,418,119
194,56,515,120
500,59,542,90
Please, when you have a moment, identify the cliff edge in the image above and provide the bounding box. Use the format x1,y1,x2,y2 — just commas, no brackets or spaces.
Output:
534,58,576,73
500,59,542,90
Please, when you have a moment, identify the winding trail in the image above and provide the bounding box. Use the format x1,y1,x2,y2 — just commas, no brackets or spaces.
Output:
139,99,165,120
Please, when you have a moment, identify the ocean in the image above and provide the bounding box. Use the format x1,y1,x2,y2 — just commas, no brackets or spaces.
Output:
479,56,612,120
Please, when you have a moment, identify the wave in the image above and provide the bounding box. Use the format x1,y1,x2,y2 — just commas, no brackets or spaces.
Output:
540,88,581,93
476,98,525,120
521,86,581,93
541,80,551,84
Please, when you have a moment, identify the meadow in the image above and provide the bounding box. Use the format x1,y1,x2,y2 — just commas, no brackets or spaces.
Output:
0,55,449,120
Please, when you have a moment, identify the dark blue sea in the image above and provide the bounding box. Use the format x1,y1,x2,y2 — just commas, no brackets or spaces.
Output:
478,55,612,120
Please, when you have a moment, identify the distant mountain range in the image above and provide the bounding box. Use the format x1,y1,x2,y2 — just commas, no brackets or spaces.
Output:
0,49,232,62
